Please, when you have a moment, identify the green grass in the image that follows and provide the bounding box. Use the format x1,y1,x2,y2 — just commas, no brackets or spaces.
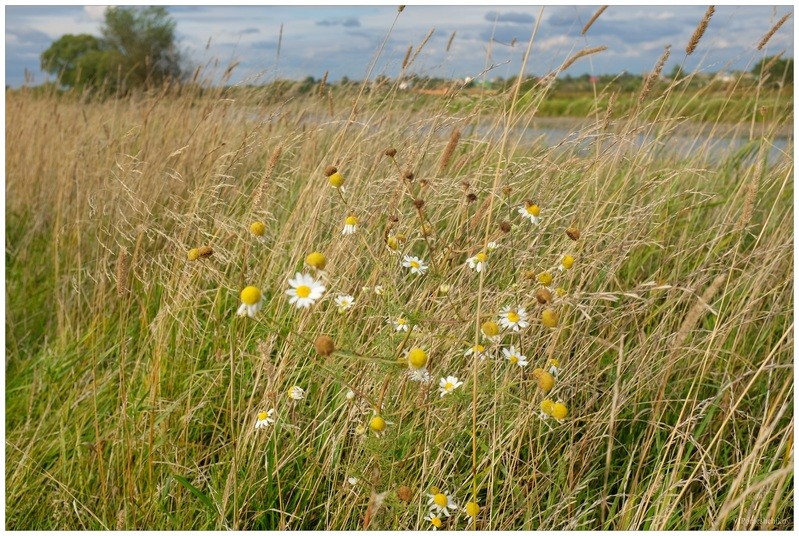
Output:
5,24,794,531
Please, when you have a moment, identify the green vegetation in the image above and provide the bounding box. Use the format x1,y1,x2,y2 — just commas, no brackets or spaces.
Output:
7,17,794,532
40,6,183,93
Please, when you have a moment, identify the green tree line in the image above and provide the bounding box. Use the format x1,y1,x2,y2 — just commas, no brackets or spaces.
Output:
40,6,184,93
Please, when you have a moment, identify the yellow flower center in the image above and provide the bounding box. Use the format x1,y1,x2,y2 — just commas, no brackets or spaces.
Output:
510,355,519,364
472,345,485,354
305,251,326,269
562,255,575,269
407,347,428,369
444,382,454,391
240,286,262,305
187,248,200,261
345,215,358,226
552,402,568,419
526,204,540,216
296,285,311,298
465,501,480,517
430,516,442,528
433,493,448,507
541,399,555,415
538,272,553,285
397,318,407,325
257,411,267,420
506,311,520,323
410,260,420,269
369,415,386,432
475,252,487,262
481,321,500,337
328,172,344,187
250,221,266,236
541,308,559,328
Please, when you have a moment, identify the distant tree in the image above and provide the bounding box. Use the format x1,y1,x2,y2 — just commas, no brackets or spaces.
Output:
752,55,793,87
40,6,184,93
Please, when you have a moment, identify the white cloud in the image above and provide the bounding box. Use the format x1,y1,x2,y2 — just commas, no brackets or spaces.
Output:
84,6,108,22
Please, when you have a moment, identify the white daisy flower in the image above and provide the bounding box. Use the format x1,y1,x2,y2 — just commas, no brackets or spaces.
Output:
402,255,428,275
373,285,384,295
465,252,488,273
438,376,463,397
334,294,355,313
427,490,458,517
548,358,560,377
498,305,529,331
392,316,411,332
487,241,499,250
342,215,359,235
287,385,306,400
237,286,263,318
424,512,444,530
518,201,541,225
286,272,326,308
345,389,357,400
255,409,275,429
502,346,529,367
346,476,359,486
407,368,431,383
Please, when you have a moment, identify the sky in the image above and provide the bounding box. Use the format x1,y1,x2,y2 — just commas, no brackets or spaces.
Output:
4,3,795,88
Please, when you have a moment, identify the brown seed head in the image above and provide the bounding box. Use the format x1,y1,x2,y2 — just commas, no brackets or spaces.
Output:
314,335,336,357
500,221,512,233
198,246,214,258
566,226,580,240
466,192,477,203
536,287,552,304
502,186,513,196
419,178,429,188
384,147,397,157
413,198,425,209
403,170,415,181
324,165,338,177
397,485,413,503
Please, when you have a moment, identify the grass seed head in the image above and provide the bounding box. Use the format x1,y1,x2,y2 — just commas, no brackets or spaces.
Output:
566,226,581,240
314,335,335,356
536,287,552,304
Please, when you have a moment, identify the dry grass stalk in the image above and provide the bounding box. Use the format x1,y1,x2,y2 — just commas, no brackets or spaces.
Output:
637,45,671,108
686,6,715,55
116,247,129,298
671,273,727,351
560,45,608,73
759,51,785,80
317,71,328,97
438,128,461,174
252,145,283,210
446,31,456,52
327,88,334,117
737,161,762,231
409,28,435,68
581,6,608,35
603,91,617,130
401,45,412,70
757,12,792,50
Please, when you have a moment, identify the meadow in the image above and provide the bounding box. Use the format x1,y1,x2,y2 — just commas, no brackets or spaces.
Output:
4,14,794,530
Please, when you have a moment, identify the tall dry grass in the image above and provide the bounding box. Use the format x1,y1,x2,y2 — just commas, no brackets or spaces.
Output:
5,15,794,531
